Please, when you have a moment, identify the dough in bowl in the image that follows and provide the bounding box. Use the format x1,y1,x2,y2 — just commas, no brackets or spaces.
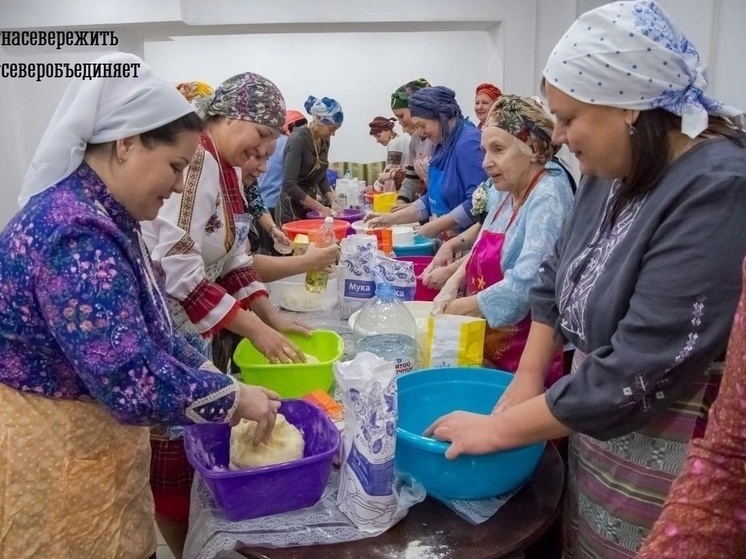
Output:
229,413,305,470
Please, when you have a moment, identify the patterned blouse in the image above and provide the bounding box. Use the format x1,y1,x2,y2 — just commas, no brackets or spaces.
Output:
638,258,746,558
0,164,239,425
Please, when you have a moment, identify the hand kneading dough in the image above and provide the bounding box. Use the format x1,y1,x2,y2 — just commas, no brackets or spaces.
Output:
229,413,305,470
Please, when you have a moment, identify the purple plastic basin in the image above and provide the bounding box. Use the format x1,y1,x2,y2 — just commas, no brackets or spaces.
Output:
184,399,340,521
306,209,364,235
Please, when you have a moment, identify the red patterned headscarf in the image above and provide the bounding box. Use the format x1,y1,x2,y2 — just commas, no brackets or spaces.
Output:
475,82,502,102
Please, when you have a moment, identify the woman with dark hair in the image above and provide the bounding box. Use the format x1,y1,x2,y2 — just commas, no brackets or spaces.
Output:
426,2,746,557
369,115,410,191
367,86,487,239
0,53,280,559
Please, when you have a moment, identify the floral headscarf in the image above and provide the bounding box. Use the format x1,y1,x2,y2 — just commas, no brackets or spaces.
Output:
195,72,286,131
176,81,214,103
390,78,431,110
485,94,558,164
543,0,745,138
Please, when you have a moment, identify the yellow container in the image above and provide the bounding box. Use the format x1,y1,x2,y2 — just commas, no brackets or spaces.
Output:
292,234,309,256
373,192,398,213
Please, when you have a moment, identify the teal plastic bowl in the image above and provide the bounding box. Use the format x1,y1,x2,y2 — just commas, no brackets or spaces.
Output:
393,234,436,257
396,367,545,500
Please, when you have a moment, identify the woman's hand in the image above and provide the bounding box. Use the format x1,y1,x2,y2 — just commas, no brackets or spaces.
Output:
302,243,339,272
491,373,545,415
431,268,465,315
424,411,502,460
316,206,334,218
427,241,458,273
417,220,440,239
364,212,394,228
330,202,343,217
266,312,313,338
231,384,282,444
443,295,480,317
249,322,305,364
422,264,455,290
269,225,292,250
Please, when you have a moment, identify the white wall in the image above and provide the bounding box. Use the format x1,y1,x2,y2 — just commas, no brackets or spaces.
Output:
144,30,501,165
1,0,745,228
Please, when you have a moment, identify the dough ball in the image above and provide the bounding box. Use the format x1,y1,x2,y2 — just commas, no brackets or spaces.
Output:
302,353,320,364
229,413,305,470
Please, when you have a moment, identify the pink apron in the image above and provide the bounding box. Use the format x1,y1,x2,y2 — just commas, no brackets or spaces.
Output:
464,174,563,386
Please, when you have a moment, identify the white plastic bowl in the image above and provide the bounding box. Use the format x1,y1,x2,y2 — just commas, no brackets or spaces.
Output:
268,273,337,312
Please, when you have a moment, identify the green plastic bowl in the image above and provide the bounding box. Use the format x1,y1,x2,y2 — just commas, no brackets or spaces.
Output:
233,330,344,398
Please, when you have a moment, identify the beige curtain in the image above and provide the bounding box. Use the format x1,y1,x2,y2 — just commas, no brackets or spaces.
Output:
330,161,386,186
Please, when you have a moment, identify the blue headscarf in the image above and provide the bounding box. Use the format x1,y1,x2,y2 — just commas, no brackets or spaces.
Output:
304,95,344,125
408,86,464,148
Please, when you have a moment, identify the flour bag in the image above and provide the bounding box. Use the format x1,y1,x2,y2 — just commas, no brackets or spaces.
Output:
338,235,378,320
334,352,399,532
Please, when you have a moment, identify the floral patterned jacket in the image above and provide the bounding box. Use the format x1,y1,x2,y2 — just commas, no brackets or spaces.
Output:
0,164,239,425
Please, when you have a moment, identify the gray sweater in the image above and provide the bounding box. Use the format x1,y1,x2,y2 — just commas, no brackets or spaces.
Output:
532,135,746,439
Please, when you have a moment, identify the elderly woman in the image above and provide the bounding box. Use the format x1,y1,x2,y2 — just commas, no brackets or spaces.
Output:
431,95,573,384
390,78,434,205
275,95,344,225
427,3,746,558
0,53,279,559
474,82,502,129
142,72,308,557
369,86,487,238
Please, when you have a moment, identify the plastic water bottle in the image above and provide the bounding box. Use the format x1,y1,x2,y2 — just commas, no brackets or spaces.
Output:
305,217,336,293
353,279,417,374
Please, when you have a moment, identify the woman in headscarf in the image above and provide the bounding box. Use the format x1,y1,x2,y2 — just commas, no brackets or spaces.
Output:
275,95,344,225
368,86,488,239
429,95,573,384
426,3,746,558
142,72,309,556
390,78,434,205
0,53,280,559
474,82,502,129
256,109,308,253
369,116,410,191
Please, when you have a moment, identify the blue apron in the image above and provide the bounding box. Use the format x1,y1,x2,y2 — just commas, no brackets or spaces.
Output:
427,165,448,218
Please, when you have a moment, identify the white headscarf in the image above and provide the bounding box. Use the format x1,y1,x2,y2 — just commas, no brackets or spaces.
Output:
19,52,195,207
543,1,745,138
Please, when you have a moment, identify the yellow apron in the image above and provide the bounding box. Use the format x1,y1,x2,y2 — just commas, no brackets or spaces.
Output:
0,383,156,558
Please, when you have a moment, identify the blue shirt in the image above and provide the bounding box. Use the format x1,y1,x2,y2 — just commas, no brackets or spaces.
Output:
257,134,288,208
413,120,487,229
475,162,574,328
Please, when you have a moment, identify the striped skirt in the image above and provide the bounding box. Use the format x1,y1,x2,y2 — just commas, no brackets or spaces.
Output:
563,352,723,558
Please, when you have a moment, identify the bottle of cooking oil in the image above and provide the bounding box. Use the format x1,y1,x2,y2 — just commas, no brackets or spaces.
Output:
305,216,336,293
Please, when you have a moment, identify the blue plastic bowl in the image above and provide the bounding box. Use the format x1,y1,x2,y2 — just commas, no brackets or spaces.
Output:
396,367,545,500
393,234,436,257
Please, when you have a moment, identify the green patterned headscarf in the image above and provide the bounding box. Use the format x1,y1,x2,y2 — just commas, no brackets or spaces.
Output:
390,78,431,110
485,94,558,163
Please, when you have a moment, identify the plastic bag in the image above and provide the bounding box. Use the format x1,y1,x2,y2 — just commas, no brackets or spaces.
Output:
423,315,486,368
337,235,378,320
334,352,400,532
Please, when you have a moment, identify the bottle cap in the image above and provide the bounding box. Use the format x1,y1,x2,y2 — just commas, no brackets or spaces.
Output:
324,216,334,224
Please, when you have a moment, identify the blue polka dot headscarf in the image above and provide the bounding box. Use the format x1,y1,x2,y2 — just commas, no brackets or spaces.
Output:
543,0,745,138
